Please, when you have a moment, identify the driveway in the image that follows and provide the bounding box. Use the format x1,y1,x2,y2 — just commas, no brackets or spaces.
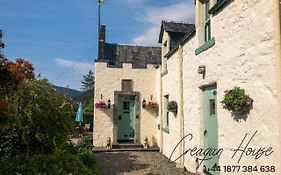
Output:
95,151,198,175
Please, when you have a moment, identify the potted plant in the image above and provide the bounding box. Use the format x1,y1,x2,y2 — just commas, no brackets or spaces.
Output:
148,100,158,108
168,101,178,113
221,87,253,113
95,100,107,109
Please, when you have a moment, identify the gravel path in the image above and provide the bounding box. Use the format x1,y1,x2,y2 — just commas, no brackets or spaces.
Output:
95,151,198,175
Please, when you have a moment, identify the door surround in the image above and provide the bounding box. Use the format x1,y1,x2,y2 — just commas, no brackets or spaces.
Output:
113,91,140,144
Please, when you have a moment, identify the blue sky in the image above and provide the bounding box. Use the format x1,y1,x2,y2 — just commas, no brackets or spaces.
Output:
0,0,195,90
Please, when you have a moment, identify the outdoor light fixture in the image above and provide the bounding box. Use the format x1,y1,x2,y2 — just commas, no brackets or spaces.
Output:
107,99,111,108
198,65,206,79
142,99,146,108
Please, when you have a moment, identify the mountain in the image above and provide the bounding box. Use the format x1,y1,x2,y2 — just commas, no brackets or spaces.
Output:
53,85,82,99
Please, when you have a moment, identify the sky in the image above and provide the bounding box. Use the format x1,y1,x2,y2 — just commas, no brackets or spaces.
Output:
0,0,195,90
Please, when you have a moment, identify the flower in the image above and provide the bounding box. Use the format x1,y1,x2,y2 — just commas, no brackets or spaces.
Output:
95,100,107,108
221,87,253,113
246,98,253,105
148,100,157,108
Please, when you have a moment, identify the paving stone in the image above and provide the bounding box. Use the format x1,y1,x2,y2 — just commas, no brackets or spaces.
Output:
95,151,199,175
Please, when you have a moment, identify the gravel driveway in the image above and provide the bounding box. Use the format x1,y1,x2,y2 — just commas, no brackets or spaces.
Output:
95,151,198,175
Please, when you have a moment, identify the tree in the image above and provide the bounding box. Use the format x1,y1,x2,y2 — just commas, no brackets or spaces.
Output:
80,71,95,113
0,79,75,155
81,70,94,92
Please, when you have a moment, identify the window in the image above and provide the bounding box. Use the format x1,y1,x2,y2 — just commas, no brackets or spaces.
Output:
195,0,215,55
122,79,133,91
203,0,211,42
163,95,169,133
161,40,168,76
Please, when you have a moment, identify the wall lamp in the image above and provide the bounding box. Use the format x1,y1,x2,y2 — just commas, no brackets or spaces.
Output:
107,99,111,108
142,99,146,108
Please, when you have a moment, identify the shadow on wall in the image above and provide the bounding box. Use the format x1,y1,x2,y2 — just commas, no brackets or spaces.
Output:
145,106,159,116
97,107,114,120
231,111,250,122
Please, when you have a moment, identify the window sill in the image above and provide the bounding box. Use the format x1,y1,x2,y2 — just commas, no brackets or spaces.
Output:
209,0,232,15
163,127,169,134
195,38,215,55
161,69,168,77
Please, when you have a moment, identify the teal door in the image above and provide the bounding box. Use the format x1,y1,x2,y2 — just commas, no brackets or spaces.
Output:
117,95,135,141
203,85,219,175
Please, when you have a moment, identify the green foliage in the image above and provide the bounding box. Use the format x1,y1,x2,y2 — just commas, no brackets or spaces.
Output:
167,100,178,113
221,87,253,112
0,151,100,175
81,70,94,92
0,79,75,155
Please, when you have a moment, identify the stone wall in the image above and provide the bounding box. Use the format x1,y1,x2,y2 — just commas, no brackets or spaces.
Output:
93,62,159,147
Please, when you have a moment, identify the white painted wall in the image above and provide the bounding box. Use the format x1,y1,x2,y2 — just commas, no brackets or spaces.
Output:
93,62,159,147
177,0,280,174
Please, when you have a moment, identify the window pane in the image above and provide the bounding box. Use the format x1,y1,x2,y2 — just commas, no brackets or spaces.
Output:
205,21,211,41
123,101,129,111
122,79,133,91
205,1,210,20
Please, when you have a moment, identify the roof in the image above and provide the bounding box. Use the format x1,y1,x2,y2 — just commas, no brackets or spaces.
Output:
97,43,161,68
158,21,195,43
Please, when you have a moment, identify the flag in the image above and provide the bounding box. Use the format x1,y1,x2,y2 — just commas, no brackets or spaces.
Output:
99,0,104,3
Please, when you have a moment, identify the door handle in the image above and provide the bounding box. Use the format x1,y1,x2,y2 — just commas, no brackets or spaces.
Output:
118,116,122,120
204,130,207,136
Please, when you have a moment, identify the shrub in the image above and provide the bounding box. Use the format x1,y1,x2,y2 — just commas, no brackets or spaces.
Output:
0,152,100,175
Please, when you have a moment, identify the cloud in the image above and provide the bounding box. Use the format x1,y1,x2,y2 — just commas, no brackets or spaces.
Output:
132,1,195,46
54,58,93,74
133,27,161,46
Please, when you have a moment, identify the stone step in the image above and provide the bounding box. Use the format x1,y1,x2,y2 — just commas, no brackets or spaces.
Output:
112,143,143,149
92,146,160,152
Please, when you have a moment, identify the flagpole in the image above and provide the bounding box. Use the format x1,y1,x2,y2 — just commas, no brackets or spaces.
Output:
98,1,101,43
98,2,101,30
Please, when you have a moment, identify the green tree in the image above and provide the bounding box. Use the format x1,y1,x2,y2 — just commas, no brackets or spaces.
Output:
81,70,94,92
0,79,75,155
80,71,95,113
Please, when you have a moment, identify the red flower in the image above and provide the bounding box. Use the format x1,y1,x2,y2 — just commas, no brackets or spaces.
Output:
246,98,253,105
95,100,107,108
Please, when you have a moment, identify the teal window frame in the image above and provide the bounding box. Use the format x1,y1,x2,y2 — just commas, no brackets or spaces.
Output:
203,0,211,42
163,95,169,133
161,41,168,77
195,0,215,55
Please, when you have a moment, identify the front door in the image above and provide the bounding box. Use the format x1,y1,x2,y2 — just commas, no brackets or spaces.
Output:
117,95,135,141
203,84,219,175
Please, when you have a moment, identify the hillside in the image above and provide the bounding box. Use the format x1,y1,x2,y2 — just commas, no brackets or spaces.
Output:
53,85,82,99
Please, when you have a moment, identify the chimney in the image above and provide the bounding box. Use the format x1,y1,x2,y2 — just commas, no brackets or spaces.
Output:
98,25,106,60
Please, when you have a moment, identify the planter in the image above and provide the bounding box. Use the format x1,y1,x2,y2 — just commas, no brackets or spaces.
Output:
167,101,178,114
222,87,253,113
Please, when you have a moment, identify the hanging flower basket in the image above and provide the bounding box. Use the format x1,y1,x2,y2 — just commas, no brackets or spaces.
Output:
95,100,107,109
168,101,178,113
148,100,158,108
221,87,253,113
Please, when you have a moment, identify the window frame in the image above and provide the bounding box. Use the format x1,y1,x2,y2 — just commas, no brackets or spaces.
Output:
163,95,169,133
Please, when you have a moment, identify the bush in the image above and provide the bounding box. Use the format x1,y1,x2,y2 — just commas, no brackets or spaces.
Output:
0,152,100,175
0,79,75,156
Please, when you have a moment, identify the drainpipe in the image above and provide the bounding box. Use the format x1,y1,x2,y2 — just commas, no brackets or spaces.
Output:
178,45,185,165
273,0,281,169
160,67,164,153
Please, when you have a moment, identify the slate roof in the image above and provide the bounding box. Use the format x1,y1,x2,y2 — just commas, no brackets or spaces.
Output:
97,43,161,68
158,21,195,43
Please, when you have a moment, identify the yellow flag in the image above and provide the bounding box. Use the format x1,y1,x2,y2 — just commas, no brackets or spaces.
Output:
99,0,104,3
